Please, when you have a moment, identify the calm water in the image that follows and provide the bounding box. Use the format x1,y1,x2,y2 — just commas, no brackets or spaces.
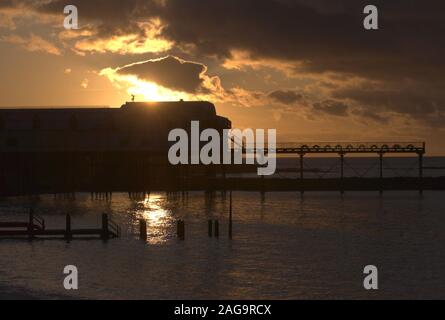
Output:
0,157,445,299
0,190,445,299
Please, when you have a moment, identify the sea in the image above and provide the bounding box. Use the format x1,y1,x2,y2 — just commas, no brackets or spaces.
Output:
0,156,445,299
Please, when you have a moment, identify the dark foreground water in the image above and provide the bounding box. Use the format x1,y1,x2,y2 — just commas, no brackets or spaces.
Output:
0,189,445,299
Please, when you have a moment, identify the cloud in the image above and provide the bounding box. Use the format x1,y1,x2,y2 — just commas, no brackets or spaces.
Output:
100,55,228,102
72,19,173,55
80,78,88,88
1,34,61,55
2,0,445,129
6,1,445,78
268,90,303,105
313,99,349,117
331,81,445,124
113,56,213,94
144,0,445,81
0,10,16,30
1,1,170,55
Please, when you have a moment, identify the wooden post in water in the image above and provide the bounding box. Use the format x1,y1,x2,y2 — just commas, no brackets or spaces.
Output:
176,220,180,238
28,208,34,240
65,214,72,242
229,190,233,239
208,220,213,237
177,220,185,240
418,151,424,195
299,153,304,195
261,175,265,200
379,152,384,195
102,213,109,241
340,153,345,195
222,164,226,192
139,219,147,241
214,220,219,238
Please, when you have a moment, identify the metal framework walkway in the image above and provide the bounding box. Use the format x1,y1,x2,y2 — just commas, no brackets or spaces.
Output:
239,141,426,194
241,141,425,154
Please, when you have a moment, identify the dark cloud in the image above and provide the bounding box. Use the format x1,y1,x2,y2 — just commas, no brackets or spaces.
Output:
313,99,349,117
6,0,445,126
268,90,303,105
0,0,14,8
8,0,442,83
36,0,157,37
22,1,444,78
333,86,444,118
156,0,445,81
116,56,208,93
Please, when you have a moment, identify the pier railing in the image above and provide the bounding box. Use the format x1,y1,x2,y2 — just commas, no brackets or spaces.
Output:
237,141,425,154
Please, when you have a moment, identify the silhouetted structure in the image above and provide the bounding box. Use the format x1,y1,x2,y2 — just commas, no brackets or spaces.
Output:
0,101,438,195
0,101,231,196
240,141,426,194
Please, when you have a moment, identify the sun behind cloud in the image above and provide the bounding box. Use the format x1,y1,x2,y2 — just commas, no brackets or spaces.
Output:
126,76,190,102
99,56,226,102
100,68,190,102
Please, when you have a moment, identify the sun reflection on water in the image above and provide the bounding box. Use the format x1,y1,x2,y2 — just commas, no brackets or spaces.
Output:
137,193,173,244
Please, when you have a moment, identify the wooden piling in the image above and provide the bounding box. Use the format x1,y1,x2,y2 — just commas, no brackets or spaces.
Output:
65,214,72,242
419,152,424,195
299,153,304,195
28,208,34,240
177,220,185,240
214,219,219,238
102,213,109,241
379,152,384,195
261,175,265,198
208,219,213,237
229,191,233,239
340,153,345,195
139,219,147,241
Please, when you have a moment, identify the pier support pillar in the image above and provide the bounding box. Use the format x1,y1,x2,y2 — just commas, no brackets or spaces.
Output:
139,219,147,241
28,208,34,240
340,153,345,195
379,152,384,195
208,220,213,237
177,220,185,240
102,213,109,241
229,191,233,239
222,165,226,192
261,175,265,200
65,214,72,242
299,153,304,195
418,152,424,195
214,220,219,238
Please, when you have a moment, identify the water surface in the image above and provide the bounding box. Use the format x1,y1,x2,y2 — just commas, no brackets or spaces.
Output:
0,190,444,299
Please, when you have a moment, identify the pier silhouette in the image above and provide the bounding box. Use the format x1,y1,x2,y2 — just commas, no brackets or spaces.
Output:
0,102,436,196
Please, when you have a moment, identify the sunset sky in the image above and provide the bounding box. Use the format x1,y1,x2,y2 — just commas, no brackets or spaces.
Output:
0,0,444,154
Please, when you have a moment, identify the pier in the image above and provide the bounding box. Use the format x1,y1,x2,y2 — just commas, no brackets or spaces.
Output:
0,210,120,240
239,141,427,194
0,140,436,196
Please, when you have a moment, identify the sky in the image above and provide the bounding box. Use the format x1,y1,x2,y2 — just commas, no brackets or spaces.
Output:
0,0,444,154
